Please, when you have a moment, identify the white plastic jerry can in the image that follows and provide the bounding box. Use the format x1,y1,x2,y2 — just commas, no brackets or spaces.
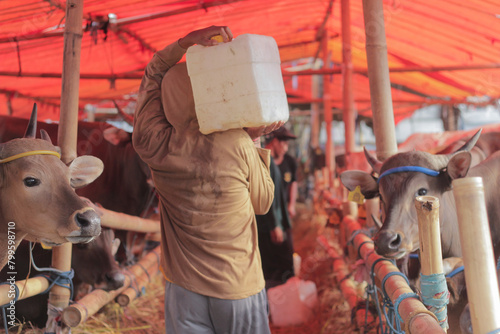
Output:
186,34,289,135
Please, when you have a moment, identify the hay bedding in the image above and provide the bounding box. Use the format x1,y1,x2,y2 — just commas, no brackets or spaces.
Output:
14,203,369,334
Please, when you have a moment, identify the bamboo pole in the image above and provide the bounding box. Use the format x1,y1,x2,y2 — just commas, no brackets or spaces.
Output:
341,0,356,166
415,196,443,275
0,277,49,305
99,207,161,233
343,216,445,333
322,31,335,188
415,196,448,331
452,177,500,334
47,1,83,330
62,246,161,327
362,0,398,161
310,64,321,149
3,62,500,79
116,246,162,306
62,276,131,327
283,63,500,76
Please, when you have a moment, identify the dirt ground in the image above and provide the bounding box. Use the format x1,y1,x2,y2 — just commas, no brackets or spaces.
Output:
13,201,369,334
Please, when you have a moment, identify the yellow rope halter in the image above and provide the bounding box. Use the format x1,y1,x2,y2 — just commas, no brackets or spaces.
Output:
0,150,61,164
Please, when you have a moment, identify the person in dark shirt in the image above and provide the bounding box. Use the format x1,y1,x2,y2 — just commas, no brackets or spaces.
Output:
256,126,298,289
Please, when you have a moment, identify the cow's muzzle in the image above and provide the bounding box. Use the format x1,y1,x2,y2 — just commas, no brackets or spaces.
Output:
65,207,101,243
373,230,406,259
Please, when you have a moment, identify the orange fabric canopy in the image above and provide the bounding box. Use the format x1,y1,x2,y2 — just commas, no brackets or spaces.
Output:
0,0,499,122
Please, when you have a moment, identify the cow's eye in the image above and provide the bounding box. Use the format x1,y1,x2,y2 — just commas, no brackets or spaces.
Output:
24,177,41,187
416,188,427,196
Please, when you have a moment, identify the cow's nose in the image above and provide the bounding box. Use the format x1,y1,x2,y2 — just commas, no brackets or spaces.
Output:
374,230,402,256
75,209,100,230
105,271,126,290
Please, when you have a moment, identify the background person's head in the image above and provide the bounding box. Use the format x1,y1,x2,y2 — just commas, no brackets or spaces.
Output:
265,126,297,160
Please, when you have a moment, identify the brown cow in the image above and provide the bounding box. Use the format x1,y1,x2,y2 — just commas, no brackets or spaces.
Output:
0,105,104,270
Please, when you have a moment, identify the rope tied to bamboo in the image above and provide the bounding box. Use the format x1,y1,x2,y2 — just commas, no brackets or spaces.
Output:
420,272,449,330
36,269,75,300
365,257,407,334
29,242,75,300
380,271,416,333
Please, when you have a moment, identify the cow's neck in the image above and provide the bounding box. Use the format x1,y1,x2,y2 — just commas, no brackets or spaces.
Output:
440,191,462,258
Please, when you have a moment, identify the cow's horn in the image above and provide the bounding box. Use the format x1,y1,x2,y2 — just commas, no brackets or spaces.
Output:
453,129,482,154
364,147,383,174
40,129,53,144
24,103,37,138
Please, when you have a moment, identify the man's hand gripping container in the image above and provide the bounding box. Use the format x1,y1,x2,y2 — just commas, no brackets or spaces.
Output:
186,34,289,135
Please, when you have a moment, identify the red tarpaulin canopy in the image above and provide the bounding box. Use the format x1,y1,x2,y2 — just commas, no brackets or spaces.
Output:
0,0,499,122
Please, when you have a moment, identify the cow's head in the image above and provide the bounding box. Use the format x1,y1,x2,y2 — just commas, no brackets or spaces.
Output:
73,228,125,291
340,130,481,259
0,104,104,249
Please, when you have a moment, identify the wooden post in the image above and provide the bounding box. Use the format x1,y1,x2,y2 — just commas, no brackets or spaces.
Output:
415,196,448,331
415,196,443,275
310,62,321,150
362,0,398,161
322,31,336,188
47,0,83,331
452,177,500,333
341,0,356,168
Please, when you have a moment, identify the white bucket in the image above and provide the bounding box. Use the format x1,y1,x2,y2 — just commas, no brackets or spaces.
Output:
267,277,318,327
186,34,289,135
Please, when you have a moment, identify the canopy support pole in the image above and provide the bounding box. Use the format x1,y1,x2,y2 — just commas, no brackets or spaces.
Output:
46,1,83,332
322,31,335,187
341,0,356,169
362,0,397,161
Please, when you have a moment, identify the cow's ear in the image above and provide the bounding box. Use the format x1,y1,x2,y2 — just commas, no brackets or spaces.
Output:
447,151,472,179
68,156,104,189
340,170,379,199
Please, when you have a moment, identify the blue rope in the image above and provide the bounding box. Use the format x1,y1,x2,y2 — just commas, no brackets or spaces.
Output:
1,281,19,333
446,265,464,278
378,166,440,184
381,271,410,297
36,270,75,300
488,329,500,334
29,242,75,300
366,258,410,334
420,273,449,330
394,292,420,324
